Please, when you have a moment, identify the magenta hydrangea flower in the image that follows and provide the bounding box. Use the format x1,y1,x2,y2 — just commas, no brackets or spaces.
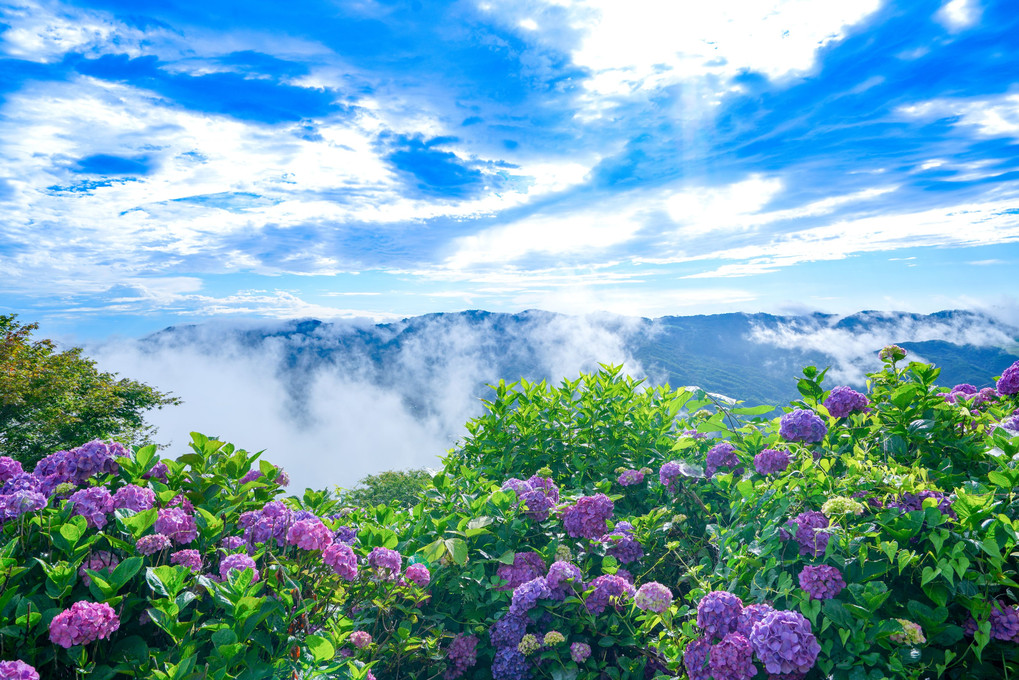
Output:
286,517,333,551
510,577,551,617
67,487,114,529
350,631,372,649
112,484,156,512
990,601,1019,641
705,442,741,478
823,386,870,418
0,660,39,680
49,601,120,648
748,610,820,675
0,457,24,483
323,543,358,581
220,553,259,583
496,552,547,591
697,591,744,641
780,409,828,444
545,560,584,600
710,632,756,680
635,582,673,613
784,511,831,557
997,360,1019,396
444,634,479,680
79,551,119,587
154,507,198,544
754,449,790,476
585,574,635,615
404,563,430,587
367,547,402,579
137,533,172,555
659,460,684,493
683,636,711,680
798,565,845,600
562,493,614,539
171,549,202,573
570,642,591,664
736,603,776,637
617,469,645,486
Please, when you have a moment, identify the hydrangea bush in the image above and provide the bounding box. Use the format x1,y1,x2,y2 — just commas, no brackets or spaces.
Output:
1,355,1019,679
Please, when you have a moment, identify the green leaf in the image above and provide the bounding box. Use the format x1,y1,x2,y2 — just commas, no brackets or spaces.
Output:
111,557,143,590
117,508,158,538
445,538,468,565
305,634,335,663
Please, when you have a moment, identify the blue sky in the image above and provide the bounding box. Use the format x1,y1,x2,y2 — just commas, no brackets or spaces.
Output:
2,0,1019,340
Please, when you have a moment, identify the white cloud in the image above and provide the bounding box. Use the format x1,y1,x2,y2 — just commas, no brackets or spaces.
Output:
936,0,981,31
899,92,1019,139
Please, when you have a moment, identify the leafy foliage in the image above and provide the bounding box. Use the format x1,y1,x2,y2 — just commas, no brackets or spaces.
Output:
338,469,434,510
0,315,179,467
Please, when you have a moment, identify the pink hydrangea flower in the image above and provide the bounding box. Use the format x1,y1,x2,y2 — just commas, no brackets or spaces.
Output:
286,517,333,551
49,601,120,648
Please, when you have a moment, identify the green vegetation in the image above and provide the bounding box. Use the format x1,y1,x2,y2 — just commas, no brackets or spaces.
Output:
338,469,434,509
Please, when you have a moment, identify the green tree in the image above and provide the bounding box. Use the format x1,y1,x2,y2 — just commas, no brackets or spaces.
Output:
0,314,179,468
337,468,434,509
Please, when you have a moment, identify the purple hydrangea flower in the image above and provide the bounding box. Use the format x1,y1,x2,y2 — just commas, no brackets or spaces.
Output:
0,660,39,680
67,487,114,529
6,490,46,518
220,535,246,552
323,543,358,581
736,603,776,637
79,551,118,587
497,552,547,591
710,632,756,680
112,484,156,512
754,449,790,476
501,478,532,495
997,360,1019,396
526,475,559,502
570,642,592,664
404,562,430,587
545,560,584,600
444,634,479,680
491,648,529,680
137,534,171,555
697,591,744,641
1,473,40,495
367,547,402,579
824,386,870,418
634,582,673,613
562,494,614,539
334,525,358,544
585,574,635,615
220,553,259,583
748,610,820,675
510,577,551,617
490,615,527,650
617,469,645,486
49,601,120,648
170,549,202,573
798,565,845,600
0,457,24,483
601,525,644,564
154,508,198,544
886,490,957,521
350,631,372,649
142,462,169,483
286,517,333,551
659,461,684,493
683,636,711,680
780,409,828,444
784,511,831,557
990,602,1019,641
240,466,289,486
706,442,741,478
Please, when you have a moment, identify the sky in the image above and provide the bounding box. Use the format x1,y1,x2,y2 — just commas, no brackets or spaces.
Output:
2,0,1019,341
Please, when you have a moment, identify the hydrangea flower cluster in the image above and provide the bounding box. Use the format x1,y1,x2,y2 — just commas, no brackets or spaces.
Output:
79,551,118,587
0,457,24,483
220,535,247,552
997,360,1019,395
601,524,644,564
585,574,636,615
404,563,431,587
570,642,591,663
240,501,294,548
500,475,560,521
496,552,546,591
659,461,685,493
0,490,46,521
286,517,333,551
798,565,845,600
997,414,1019,437
783,511,831,557
510,577,551,617
890,619,926,645
736,603,776,637
0,660,38,680
545,560,584,600
220,553,259,583
350,631,372,649
155,507,198,544
334,525,358,544
68,487,114,529
367,547,403,579
753,449,789,476
779,409,828,444
49,601,120,648
323,543,358,581
748,610,821,675
990,602,1019,641
821,496,865,517
683,636,711,680
239,466,289,486
709,632,756,680
823,385,870,418
491,647,529,680
886,490,957,521
517,634,540,656
489,615,527,650
136,533,172,555
705,442,741,478
697,591,744,640
543,631,564,646
634,581,673,613
35,440,123,486
112,484,156,512
879,344,907,362
561,493,614,539
616,468,645,486
143,462,169,483
171,549,203,573
443,634,478,680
